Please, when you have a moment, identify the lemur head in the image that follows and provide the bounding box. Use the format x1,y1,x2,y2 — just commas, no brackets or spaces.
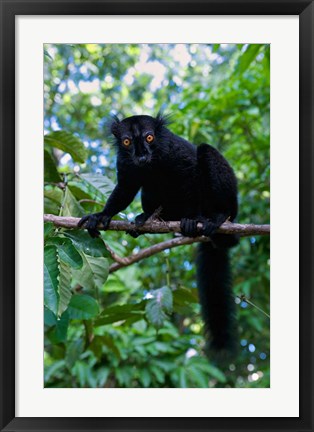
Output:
110,113,169,167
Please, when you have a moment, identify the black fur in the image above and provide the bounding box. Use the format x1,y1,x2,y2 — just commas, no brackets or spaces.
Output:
79,114,239,353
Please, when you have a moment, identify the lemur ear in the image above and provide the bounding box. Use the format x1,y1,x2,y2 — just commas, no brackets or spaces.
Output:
110,114,121,137
155,111,172,131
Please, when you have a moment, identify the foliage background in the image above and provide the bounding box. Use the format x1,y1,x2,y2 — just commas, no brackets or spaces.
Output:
44,43,270,388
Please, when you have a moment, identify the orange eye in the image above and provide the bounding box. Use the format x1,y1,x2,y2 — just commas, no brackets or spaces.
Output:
123,138,131,146
146,134,154,143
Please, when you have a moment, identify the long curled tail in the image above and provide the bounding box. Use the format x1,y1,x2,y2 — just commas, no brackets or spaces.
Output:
196,238,237,354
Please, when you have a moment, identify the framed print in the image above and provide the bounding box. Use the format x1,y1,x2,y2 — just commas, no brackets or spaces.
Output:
0,1,313,431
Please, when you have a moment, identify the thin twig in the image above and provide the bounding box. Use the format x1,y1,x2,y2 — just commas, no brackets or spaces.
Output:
238,295,270,319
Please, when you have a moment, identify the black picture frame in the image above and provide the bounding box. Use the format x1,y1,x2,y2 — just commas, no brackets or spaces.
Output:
0,1,313,431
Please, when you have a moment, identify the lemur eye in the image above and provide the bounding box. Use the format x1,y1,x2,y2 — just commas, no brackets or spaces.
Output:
146,134,154,143
123,138,131,146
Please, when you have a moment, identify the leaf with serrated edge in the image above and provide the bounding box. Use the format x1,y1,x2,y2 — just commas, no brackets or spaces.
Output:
44,245,59,315
72,254,109,291
57,260,72,317
145,286,173,329
47,237,83,269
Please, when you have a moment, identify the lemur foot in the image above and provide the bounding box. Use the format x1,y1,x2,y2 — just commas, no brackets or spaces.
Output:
180,218,199,237
78,212,111,238
126,212,151,238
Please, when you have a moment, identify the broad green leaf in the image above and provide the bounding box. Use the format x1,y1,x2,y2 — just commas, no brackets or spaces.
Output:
63,229,110,258
199,363,226,384
187,365,209,388
44,187,63,215
44,360,65,383
44,131,87,163
44,222,55,241
80,173,114,200
150,365,165,384
89,335,121,359
44,197,60,215
44,306,57,327
44,48,53,60
44,187,63,204
68,294,99,320
46,311,69,344
72,254,109,291
44,149,62,183
98,302,146,317
179,367,187,388
61,187,84,217
65,339,85,369
68,182,94,201
44,245,59,315
95,312,144,326
139,368,151,388
235,44,261,74
95,302,146,326
47,236,83,269
173,287,198,305
57,260,72,316
145,286,173,329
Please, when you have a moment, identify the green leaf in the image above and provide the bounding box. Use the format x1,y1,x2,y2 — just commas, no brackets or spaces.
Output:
47,237,83,269
139,368,151,387
72,254,109,291
63,229,109,257
173,287,198,305
145,286,173,329
95,303,145,326
44,306,57,327
44,187,63,204
44,49,53,60
89,335,121,359
44,245,59,315
187,365,209,388
44,149,62,183
80,173,115,200
65,339,85,368
46,311,69,344
44,222,55,241
235,44,261,74
95,312,143,327
68,294,99,320
61,187,84,217
44,131,87,163
150,365,165,384
57,260,72,316
44,197,60,215
179,367,187,388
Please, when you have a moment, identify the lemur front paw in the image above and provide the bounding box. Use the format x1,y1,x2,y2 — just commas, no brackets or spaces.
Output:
199,219,218,237
78,212,111,238
180,218,199,237
180,217,220,238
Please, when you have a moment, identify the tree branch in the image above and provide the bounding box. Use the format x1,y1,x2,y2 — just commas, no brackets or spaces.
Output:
44,214,270,236
44,213,270,274
108,235,210,273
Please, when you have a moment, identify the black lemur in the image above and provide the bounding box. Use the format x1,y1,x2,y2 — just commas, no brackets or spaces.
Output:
79,113,239,352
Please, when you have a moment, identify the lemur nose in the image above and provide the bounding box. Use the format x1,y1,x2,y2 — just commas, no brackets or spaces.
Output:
139,156,146,163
